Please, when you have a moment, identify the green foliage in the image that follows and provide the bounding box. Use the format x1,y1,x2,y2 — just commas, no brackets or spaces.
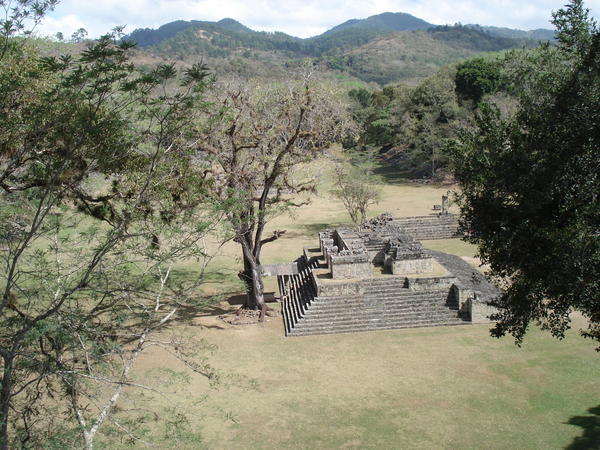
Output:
323,12,432,35
348,87,371,108
465,24,556,41
450,0,600,347
455,57,502,104
349,67,473,177
0,24,216,448
428,24,535,52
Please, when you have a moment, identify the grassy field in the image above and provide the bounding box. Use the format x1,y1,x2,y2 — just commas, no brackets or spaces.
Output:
94,159,600,449
122,314,600,450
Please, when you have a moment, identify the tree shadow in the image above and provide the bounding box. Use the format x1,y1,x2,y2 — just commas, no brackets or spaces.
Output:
565,405,600,450
373,165,414,185
174,292,243,321
301,222,347,235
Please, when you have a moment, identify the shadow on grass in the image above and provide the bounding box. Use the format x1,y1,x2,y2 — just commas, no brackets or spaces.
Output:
301,222,348,236
168,267,240,289
176,292,245,319
565,405,600,450
226,294,245,306
373,165,414,185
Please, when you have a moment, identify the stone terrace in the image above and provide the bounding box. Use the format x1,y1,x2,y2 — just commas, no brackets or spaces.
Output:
277,211,500,337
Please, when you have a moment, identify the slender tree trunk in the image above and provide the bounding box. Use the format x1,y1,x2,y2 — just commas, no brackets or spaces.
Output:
0,355,14,450
239,244,267,321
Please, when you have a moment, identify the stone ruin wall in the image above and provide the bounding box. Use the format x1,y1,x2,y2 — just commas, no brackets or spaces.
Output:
453,284,499,323
329,251,372,280
390,257,433,275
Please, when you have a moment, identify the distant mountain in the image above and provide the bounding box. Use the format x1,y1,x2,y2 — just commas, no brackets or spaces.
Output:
329,25,537,85
124,14,549,85
466,24,555,41
126,12,433,48
323,12,432,35
126,18,282,48
215,18,253,33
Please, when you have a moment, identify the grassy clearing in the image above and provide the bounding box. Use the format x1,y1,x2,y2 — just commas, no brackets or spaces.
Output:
110,313,600,450
91,157,600,449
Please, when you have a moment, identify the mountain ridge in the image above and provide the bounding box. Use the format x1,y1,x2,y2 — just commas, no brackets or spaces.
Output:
321,12,433,35
126,12,554,48
124,13,553,86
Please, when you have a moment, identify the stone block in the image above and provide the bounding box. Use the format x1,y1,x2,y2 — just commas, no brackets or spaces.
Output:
316,280,364,297
331,260,371,279
405,276,457,291
391,257,433,275
469,297,499,323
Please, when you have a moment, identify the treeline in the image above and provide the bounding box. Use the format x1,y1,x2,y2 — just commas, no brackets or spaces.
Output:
427,25,537,52
147,22,394,57
347,53,515,177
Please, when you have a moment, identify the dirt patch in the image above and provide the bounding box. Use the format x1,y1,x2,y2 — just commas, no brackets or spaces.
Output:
219,307,279,325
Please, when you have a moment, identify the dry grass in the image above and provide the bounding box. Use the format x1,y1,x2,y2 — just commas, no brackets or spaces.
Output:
113,312,600,450
94,158,600,449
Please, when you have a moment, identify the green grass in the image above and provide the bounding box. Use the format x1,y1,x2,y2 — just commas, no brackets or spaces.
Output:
422,238,478,257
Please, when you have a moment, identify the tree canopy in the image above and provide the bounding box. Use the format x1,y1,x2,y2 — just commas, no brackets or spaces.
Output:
455,57,502,104
194,74,355,319
451,0,600,348
0,16,216,447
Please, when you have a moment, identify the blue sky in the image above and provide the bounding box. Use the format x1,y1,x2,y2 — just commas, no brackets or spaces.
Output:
39,0,600,39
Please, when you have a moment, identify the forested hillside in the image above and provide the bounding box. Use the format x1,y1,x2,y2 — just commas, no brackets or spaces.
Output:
348,51,521,178
124,13,552,85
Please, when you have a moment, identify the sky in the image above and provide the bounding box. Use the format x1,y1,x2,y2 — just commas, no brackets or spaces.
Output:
39,0,600,39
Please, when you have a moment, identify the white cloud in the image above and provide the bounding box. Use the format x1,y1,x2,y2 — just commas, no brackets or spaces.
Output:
37,14,87,38
38,0,600,39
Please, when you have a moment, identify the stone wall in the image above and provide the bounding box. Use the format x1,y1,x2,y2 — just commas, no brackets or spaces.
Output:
468,297,499,323
405,276,457,291
367,247,387,264
260,263,299,277
319,231,335,254
390,257,433,275
330,252,372,279
452,284,472,313
314,275,364,297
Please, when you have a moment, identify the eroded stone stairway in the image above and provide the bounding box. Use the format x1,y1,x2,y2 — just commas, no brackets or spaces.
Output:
392,215,460,240
280,269,468,337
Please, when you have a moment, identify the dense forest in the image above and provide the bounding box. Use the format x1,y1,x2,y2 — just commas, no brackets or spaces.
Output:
345,52,516,178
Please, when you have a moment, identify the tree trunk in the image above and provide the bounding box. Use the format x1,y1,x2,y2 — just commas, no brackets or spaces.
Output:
239,245,267,321
0,355,14,450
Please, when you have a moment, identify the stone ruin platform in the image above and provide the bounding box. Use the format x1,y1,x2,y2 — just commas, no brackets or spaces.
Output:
273,212,500,337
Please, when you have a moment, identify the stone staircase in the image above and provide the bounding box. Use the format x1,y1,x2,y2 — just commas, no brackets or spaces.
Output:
279,257,319,336
281,275,468,337
393,215,460,240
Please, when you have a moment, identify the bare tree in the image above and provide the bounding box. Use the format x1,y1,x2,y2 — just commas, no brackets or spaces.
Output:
195,72,355,320
331,149,382,226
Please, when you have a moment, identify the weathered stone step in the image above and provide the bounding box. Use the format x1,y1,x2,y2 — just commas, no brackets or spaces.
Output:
304,302,458,319
295,310,461,327
311,292,449,307
363,288,448,297
308,298,457,311
308,299,455,313
302,303,459,319
293,315,465,330
307,299,456,314
288,318,468,336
